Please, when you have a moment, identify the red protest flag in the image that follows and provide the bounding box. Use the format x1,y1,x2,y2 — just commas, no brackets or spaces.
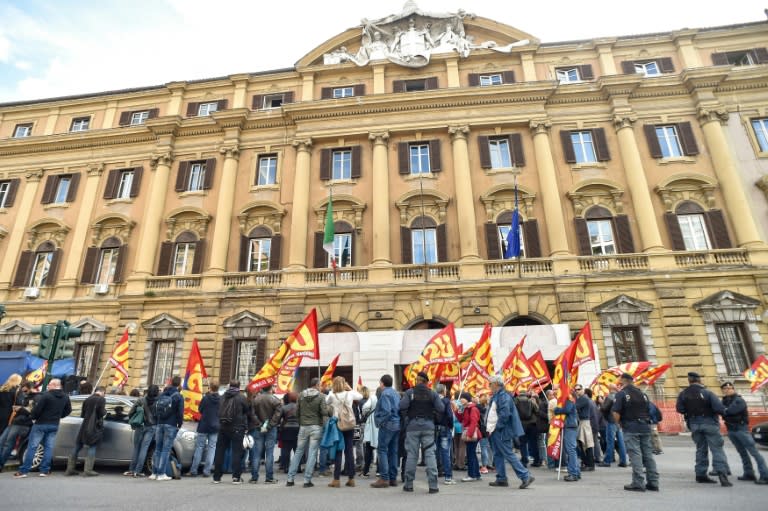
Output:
109,327,130,387
571,322,595,369
463,324,494,396
406,323,459,386
744,355,768,392
552,341,577,407
528,350,551,388
182,339,208,420
320,353,341,389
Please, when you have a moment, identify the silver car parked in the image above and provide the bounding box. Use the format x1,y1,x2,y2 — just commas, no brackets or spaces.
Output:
19,394,197,474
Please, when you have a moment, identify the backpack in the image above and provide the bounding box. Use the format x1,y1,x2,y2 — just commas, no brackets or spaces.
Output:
439,398,454,429
219,395,237,425
335,393,357,431
516,397,533,422
478,409,488,437
129,399,146,429
154,394,175,421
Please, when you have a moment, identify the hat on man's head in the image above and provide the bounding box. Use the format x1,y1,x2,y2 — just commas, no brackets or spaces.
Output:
687,371,701,380
460,392,472,402
720,381,734,389
416,371,429,382
619,372,634,382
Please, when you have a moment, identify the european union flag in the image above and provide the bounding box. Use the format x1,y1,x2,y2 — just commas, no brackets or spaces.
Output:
504,183,521,259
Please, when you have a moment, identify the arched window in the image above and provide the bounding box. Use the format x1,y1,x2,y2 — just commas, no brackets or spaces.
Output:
314,221,354,268
485,210,543,259
13,241,62,288
81,236,127,284
157,231,205,276
664,200,732,251
401,216,446,264
239,226,282,272
574,205,635,255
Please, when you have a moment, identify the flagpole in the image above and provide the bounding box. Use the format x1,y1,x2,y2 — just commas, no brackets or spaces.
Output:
557,429,565,481
93,363,111,390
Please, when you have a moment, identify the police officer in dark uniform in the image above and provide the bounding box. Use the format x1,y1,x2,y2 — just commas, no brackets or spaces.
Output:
721,381,768,484
676,371,731,486
398,371,445,494
611,372,659,492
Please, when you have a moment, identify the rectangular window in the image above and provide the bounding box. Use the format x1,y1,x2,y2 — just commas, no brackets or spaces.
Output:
116,170,134,199
70,117,90,132
13,123,32,138
587,219,616,255
556,68,581,84
0,181,9,208
173,242,196,275
130,111,150,125
332,87,354,98
497,225,525,258
75,343,96,380
570,131,597,163
235,340,260,385
678,214,711,250
725,51,757,66
54,176,71,204
150,341,176,386
715,323,752,375
187,163,206,192
655,126,683,158
404,80,426,92
95,248,119,285
197,102,218,116
489,137,512,168
751,118,768,152
332,149,352,180
479,74,503,86
409,144,431,174
29,252,53,287
263,94,284,109
256,155,277,185
611,327,645,364
634,61,660,77
412,228,437,264
332,233,352,268
248,238,272,272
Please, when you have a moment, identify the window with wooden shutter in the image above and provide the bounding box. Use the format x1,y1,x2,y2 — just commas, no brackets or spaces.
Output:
313,232,326,268
269,234,282,270
593,128,610,161
66,173,80,202
468,73,480,87
191,240,206,274
103,169,119,199
485,223,501,259
659,57,675,73
156,241,174,276
477,136,492,169
186,102,199,117
398,142,410,174
216,99,228,111
238,234,250,272
353,84,365,96
321,87,333,99
705,210,732,249
574,218,592,256
677,122,699,156
41,175,57,204
429,140,442,172
580,65,594,80
523,220,542,258
502,71,516,83
45,249,62,286
1,178,20,208
118,111,132,126
510,133,526,166
320,149,332,180
664,212,686,250
425,77,439,90
620,61,637,74
643,124,664,158
560,131,577,163
13,251,33,287
80,247,99,284
175,161,189,192
251,95,264,110
130,167,143,197
436,224,447,262
400,226,412,264
613,214,636,254
113,245,127,283
351,146,362,179
202,158,216,190
220,338,235,383
392,80,405,93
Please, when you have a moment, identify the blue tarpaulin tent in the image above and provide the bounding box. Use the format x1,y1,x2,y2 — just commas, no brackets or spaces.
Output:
0,351,75,382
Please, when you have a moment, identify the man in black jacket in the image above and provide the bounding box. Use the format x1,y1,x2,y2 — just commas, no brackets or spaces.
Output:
150,376,185,481
212,380,251,484
186,381,221,477
66,384,106,477
14,378,71,478
721,382,768,484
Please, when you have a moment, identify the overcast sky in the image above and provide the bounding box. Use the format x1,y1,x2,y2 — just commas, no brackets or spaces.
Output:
1,0,766,103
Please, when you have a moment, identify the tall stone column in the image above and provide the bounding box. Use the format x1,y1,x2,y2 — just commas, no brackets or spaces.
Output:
613,114,665,252
57,164,105,296
369,132,391,265
529,119,570,256
133,153,173,277
287,139,312,269
449,125,480,260
0,170,43,298
698,107,763,247
208,145,240,273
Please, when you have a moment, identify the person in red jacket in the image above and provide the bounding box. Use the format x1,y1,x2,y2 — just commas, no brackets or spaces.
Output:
454,392,482,482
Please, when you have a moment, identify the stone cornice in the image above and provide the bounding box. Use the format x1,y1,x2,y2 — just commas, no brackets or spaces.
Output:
0,129,157,157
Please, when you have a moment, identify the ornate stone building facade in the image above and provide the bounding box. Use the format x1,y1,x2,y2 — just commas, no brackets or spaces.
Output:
1,4,767,398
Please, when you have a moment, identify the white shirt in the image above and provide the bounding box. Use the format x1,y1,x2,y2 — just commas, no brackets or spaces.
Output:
326,390,362,417
486,401,498,434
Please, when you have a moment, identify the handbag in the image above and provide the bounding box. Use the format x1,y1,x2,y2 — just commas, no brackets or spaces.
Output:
243,434,254,449
461,428,480,442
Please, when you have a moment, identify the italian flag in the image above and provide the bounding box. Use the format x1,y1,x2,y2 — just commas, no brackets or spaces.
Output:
323,193,336,268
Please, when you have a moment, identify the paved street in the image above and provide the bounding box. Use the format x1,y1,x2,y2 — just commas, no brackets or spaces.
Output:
1,435,766,511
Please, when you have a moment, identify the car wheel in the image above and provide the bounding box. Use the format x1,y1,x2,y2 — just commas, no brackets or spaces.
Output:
18,442,45,471
144,445,155,474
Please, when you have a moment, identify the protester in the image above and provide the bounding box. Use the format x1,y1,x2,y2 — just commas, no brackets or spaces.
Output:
451,390,466,471
486,375,534,489
514,389,540,467
720,381,768,484
186,381,220,477
286,377,330,488
126,384,159,477
250,384,282,484
278,391,299,474
435,384,455,484
477,393,492,473
212,380,250,484
326,376,363,488
612,373,659,492
0,373,23,438
573,385,595,471
676,371,731,486
554,389,580,482
648,400,664,454
584,388,602,463
370,374,400,488
599,384,627,467
455,392,482,482
150,376,184,481
546,389,558,468
0,384,33,469
14,378,71,478
67,384,106,477
360,386,378,478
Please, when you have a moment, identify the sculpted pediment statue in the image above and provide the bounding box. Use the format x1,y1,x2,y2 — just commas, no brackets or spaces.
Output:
322,1,530,68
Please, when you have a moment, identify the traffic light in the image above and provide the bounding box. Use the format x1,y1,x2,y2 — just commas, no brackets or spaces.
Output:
31,323,56,358
54,320,81,359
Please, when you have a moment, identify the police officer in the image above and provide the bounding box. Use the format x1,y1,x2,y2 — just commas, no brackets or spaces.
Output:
398,371,444,494
611,373,659,492
676,371,731,486
721,381,768,484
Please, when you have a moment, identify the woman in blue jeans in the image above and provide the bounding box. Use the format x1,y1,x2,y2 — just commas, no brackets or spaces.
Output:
455,392,482,482
554,390,580,482
126,385,159,477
